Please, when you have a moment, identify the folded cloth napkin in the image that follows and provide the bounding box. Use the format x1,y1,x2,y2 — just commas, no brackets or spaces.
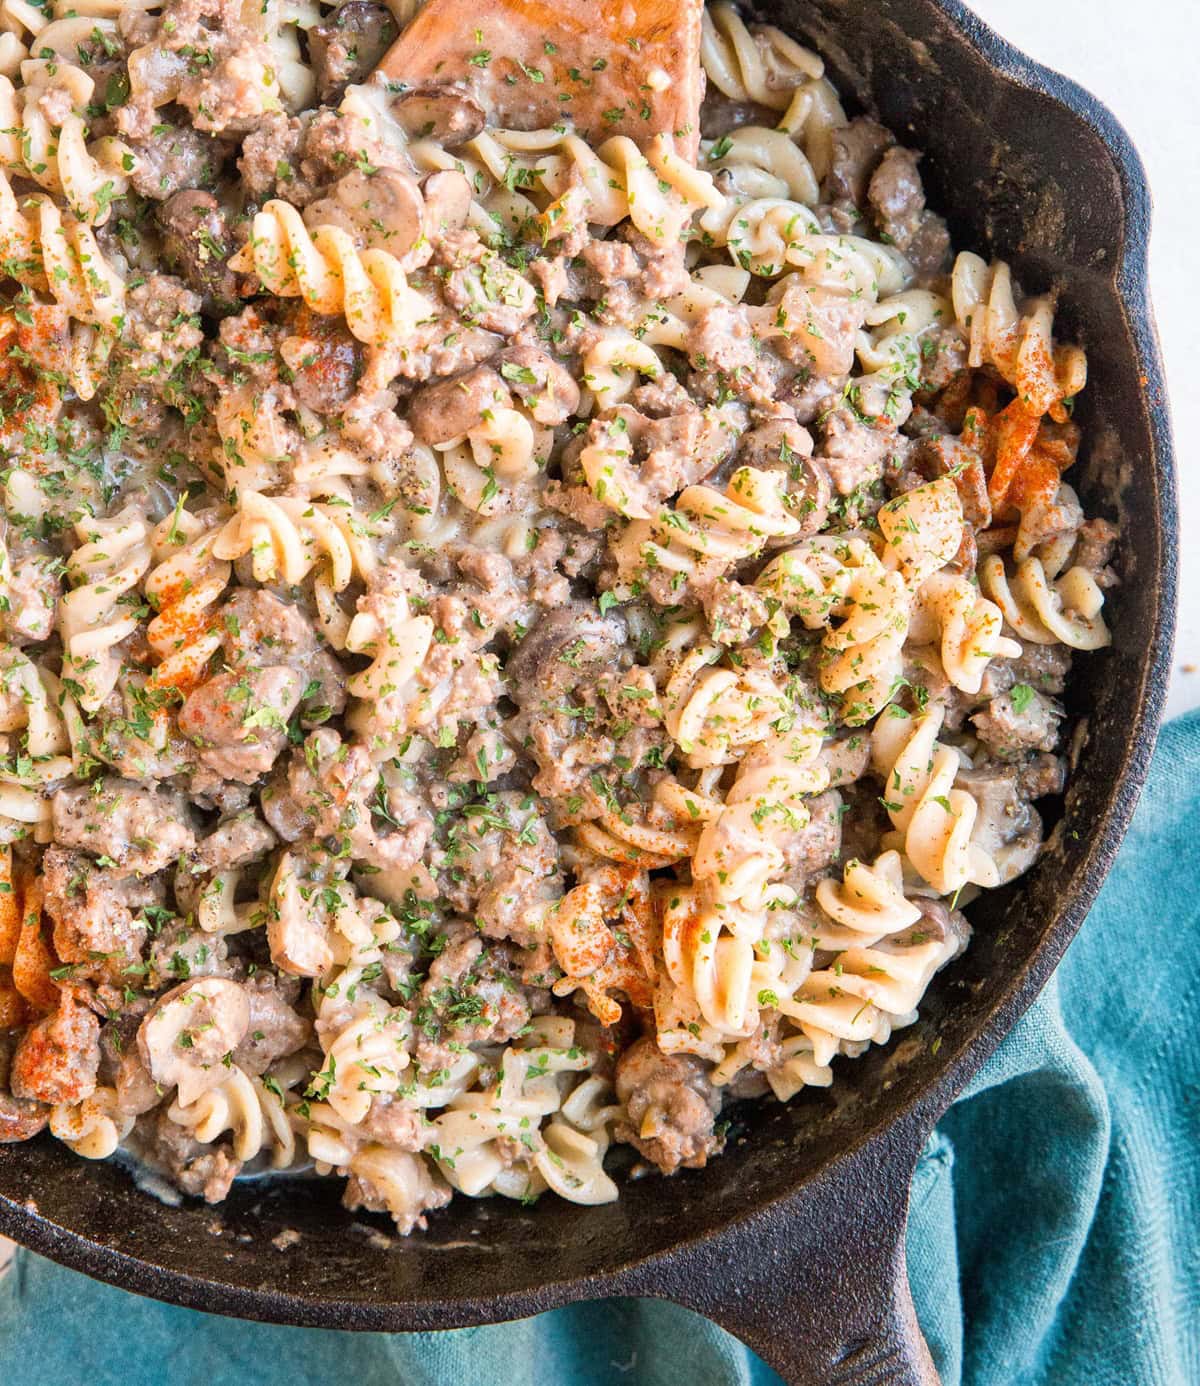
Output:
3,712,1198,1386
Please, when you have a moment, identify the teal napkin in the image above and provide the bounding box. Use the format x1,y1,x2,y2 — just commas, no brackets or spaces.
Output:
3,713,1197,1386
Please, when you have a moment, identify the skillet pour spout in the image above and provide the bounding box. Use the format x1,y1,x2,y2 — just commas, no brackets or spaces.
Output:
0,3,1177,1383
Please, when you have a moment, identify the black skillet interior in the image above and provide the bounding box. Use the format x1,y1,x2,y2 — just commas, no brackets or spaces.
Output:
0,0,1177,1376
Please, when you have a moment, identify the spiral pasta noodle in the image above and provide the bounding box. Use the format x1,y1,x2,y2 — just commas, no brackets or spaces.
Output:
169,1065,298,1168
691,719,830,913
609,466,800,587
59,510,152,713
0,59,136,223
229,200,436,346
145,510,231,698
911,570,1021,694
464,128,724,246
979,550,1111,652
50,1085,134,1160
0,174,126,331
871,706,999,896
654,636,789,768
700,1,845,178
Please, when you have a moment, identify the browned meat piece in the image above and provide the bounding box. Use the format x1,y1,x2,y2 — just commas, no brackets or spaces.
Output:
342,1154,451,1233
179,667,305,784
309,2,398,102
636,405,739,499
127,123,222,201
0,1033,49,1142
0,552,60,645
52,779,195,877
1072,517,1120,586
781,372,840,425
619,225,691,302
434,791,559,943
496,346,581,424
239,107,400,205
778,790,844,891
412,931,538,1073
819,406,904,496
142,1108,242,1202
406,365,508,446
914,432,991,529
232,974,310,1075
700,89,764,139
193,812,279,874
260,728,433,877
981,640,1072,699
44,846,159,984
438,231,538,335
216,590,346,719
972,689,1063,759
156,190,242,311
915,326,969,394
703,581,770,645
359,1095,424,1149
769,280,865,378
108,275,204,413
10,992,101,1106
825,117,895,208
867,146,951,277
148,920,235,988
577,235,689,321
178,39,285,136
614,1037,723,1174
1020,753,1067,800
238,113,305,199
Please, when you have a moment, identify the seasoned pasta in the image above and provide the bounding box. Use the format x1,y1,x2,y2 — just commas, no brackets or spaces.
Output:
0,0,1115,1236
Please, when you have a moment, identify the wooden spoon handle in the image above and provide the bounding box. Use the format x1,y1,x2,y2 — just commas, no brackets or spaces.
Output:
377,0,704,156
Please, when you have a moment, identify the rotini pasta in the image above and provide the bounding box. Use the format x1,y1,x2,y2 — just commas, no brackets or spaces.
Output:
229,200,436,346
0,59,136,223
59,510,152,713
0,0,1114,1233
871,706,999,895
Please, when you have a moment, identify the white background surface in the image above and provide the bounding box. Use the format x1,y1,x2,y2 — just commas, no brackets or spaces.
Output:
968,0,1197,716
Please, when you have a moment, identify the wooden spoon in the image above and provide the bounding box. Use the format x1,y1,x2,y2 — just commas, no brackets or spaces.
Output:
376,0,705,156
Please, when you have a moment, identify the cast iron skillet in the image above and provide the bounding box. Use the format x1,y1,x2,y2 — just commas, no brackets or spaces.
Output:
0,2,1179,1381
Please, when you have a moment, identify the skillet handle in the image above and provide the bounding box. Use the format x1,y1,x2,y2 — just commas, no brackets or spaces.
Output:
650,1117,939,1386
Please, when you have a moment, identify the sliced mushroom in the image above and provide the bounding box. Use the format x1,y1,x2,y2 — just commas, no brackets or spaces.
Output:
266,851,335,978
336,168,426,258
406,364,507,446
304,168,427,265
505,603,627,705
137,978,251,1108
390,82,485,147
310,1,399,103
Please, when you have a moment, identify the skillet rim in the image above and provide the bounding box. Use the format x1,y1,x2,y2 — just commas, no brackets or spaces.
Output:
0,0,1180,1331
